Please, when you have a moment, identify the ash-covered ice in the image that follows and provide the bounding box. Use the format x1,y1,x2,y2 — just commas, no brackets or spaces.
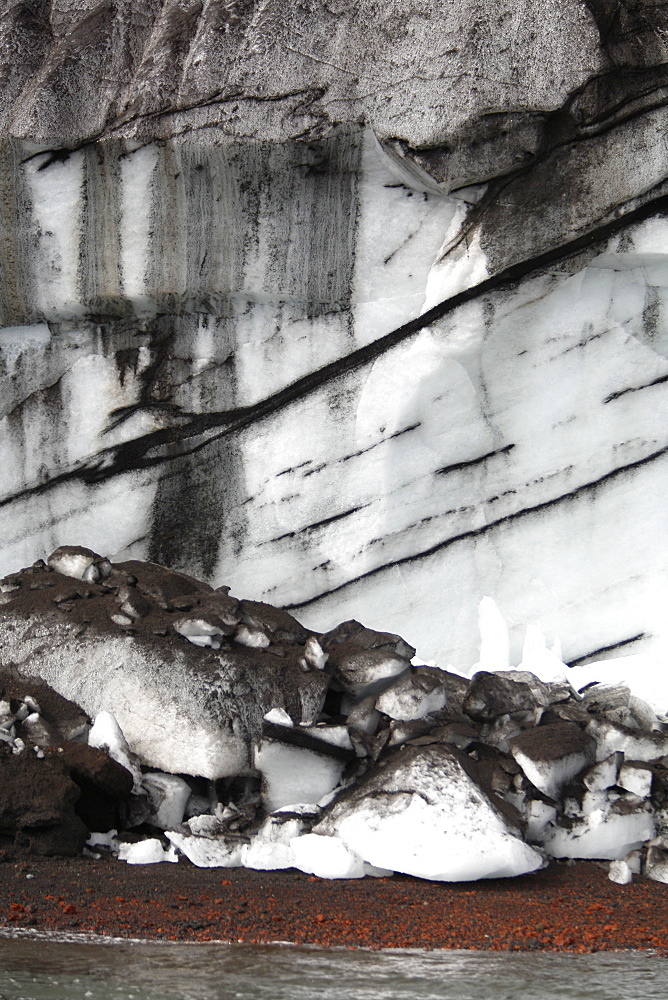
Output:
2,552,668,885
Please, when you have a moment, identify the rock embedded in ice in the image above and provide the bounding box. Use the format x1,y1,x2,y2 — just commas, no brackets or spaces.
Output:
118,838,178,865
315,744,543,881
141,772,192,831
510,723,597,801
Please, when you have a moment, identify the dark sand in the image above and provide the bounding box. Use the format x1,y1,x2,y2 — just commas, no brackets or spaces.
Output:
1,857,667,953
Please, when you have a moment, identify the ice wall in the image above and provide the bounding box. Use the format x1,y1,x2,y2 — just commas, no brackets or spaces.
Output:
1,0,667,673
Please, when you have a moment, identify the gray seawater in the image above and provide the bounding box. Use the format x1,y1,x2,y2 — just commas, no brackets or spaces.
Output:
0,936,666,1000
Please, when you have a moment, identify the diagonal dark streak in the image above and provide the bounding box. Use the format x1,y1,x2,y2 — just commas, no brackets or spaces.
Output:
284,442,668,610
3,184,668,511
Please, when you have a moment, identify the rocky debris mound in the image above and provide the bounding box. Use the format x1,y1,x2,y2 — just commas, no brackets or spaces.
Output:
2,549,668,883
0,547,329,778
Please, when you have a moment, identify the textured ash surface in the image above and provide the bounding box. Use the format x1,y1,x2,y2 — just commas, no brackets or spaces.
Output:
0,558,329,778
0,2,667,673
1,858,668,954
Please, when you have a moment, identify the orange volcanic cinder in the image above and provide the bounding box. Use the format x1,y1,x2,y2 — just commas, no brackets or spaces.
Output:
1,857,668,953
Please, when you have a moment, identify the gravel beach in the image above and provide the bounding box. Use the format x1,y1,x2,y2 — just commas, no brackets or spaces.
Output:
1,858,667,954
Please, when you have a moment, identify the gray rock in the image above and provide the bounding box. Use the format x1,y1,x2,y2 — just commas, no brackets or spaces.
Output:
464,671,548,722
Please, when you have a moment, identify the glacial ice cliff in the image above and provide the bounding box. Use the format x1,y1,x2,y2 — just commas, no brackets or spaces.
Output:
0,0,667,672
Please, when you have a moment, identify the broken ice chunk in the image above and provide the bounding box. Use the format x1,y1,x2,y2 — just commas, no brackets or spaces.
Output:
290,833,367,879
303,637,328,670
242,814,305,871
165,829,244,868
343,695,380,735
118,839,178,864
464,671,547,722
315,744,543,881
586,718,668,762
645,845,668,883
86,830,120,853
117,586,151,620
582,752,623,793
254,737,346,812
618,762,654,798
327,644,410,698
111,613,133,626
173,616,226,649
543,800,655,860
526,799,558,842
47,545,110,582
519,623,569,684
142,772,192,830
510,723,596,801
477,596,510,673
375,667,449,721
234,624,271,649
608,859,633,884
320,620,415,661
184,793,210,819
299,725,353,750
238,600,310,643
263,707,293,727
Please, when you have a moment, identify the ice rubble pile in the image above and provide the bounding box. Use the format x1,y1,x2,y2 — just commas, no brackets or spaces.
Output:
2,548,668,884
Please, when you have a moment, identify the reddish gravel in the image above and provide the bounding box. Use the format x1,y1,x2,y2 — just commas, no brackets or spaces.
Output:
1,857,668,953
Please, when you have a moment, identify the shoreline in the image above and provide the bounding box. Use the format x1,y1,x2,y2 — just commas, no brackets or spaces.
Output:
1,858,667,954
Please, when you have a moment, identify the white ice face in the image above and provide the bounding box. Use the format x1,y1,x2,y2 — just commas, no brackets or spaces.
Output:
253,740,346,813
141,772,192,830
1,135,667,682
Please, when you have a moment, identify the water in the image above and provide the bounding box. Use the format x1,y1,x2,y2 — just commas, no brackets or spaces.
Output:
0,935,665,1000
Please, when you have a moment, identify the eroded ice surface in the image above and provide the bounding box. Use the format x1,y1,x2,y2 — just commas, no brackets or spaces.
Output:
0,134,666,678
